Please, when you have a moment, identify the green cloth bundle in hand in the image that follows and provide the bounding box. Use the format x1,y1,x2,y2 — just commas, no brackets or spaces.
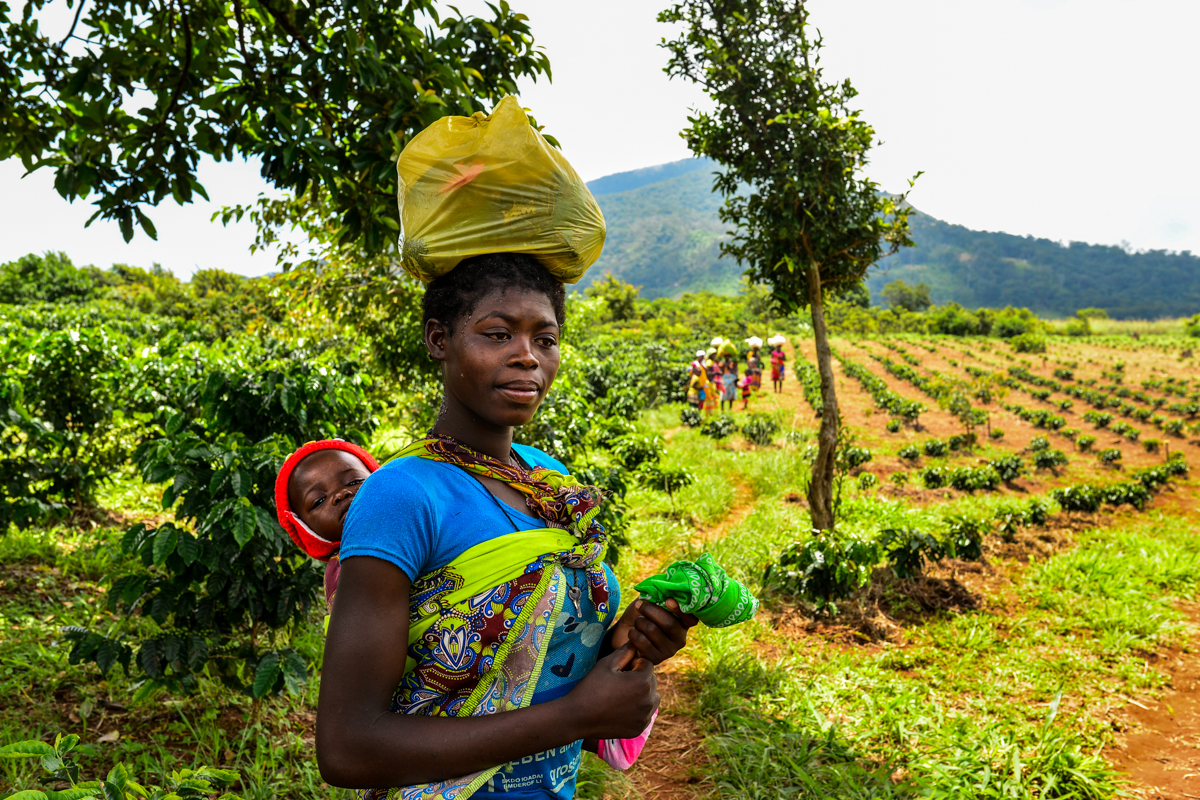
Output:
634,553,758,628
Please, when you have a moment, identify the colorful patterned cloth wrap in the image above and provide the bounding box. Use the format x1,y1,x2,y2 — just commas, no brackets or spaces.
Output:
362,435,612,800
633,553,758,628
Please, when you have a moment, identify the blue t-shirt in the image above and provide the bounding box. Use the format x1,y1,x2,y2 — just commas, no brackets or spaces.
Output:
340,443,620,799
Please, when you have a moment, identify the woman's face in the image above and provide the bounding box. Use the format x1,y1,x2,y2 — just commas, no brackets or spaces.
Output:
427,286,561,430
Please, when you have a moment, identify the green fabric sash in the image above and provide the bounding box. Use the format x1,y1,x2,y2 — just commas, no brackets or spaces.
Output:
634,553,758,628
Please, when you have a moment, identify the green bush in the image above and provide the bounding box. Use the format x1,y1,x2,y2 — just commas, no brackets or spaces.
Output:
923,438,948,457
741,412,780,446
921,466,946,489
635,462,695,495
989,428,1005,440
987,455,1026,483
1010,333,1047,354
885,418,902,433
1052,484,1103,513
0,732,244,799
839,445,874,470
767,532,880,613
700,414,738,440
1028,435,1050,452
1165,419,1186,437
947,433,976,451
1033,448,1069,471
1053,368,1074,381
680,406,702,428
1083,410,1113,428
610,434,665,469
1098,448,1123,466
1142,438,1162,454
946,465,1002,492
0,326,127,527
878,527,944,579
942,515,988,561
1077,434,1097,452
898,444,920,461
1186,313,1200,337
65,355,376,697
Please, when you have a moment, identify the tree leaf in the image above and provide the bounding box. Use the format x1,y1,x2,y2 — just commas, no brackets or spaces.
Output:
165,410,187,436
282,651,308,696
280,380,298,416
252,652,281,698
176,532,200,565
231,469,254,498
152,526,179,565
0,740,55,758
233,499,256,548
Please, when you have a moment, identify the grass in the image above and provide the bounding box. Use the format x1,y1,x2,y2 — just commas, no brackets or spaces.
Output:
0,522,345,798
614,399,1199,798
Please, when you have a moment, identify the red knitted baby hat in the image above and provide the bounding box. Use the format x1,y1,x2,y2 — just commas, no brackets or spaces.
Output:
275,439,380,561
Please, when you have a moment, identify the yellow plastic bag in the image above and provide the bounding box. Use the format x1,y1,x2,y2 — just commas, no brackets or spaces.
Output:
396,96,606,284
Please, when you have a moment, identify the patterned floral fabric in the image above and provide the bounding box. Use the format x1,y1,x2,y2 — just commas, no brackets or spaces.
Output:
357,437,614,800
398,435,610,618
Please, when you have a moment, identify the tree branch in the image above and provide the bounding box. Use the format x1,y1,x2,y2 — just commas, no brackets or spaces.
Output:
255,0,317,56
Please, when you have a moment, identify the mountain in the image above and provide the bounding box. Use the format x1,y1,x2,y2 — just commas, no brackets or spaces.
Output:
585,159,1200,318
584,162,737,297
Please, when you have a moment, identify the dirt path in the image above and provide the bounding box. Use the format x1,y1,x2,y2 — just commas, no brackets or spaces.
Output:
1105,606,1200,799
620,350,809,799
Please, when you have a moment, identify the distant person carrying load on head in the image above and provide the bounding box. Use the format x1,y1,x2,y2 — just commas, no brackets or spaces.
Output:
317,97,698,800
746,336,764,390
768,335,788,394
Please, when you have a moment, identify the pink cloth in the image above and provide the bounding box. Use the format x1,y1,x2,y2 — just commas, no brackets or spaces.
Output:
596,711,658,770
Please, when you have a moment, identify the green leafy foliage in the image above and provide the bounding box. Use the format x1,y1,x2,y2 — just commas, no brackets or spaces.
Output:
1010,333,1047,354
879,527,944,579
923,439,948,457
1033,449,1069,472
2,0,550,257
1098,448,1123,466
680,406,703,428
899,445,920,461
66,353,375,695
1077,434,1098,452
987,455,1026,483
700,414,738,441
0,325,126,527
740,413,780,446
767,532,880,614
0,732,243,799
609,434,666,470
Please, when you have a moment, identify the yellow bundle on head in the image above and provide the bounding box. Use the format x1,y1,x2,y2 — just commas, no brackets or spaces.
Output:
396,96,606,284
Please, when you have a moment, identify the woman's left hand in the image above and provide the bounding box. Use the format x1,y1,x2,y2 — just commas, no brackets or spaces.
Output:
608,599,699,665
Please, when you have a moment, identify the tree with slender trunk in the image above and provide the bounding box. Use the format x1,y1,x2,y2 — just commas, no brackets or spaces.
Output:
661,0,919,530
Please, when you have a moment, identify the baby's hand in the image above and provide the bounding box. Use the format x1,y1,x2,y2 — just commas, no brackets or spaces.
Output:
610,599,699,665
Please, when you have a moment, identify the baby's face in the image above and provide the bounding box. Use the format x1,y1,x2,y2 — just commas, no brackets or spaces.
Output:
288,450,372,543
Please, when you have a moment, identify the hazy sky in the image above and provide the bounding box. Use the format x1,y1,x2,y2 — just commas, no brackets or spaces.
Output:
2,0,1197,277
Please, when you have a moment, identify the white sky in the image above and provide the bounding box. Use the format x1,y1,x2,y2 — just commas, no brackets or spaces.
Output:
1,0,1197,277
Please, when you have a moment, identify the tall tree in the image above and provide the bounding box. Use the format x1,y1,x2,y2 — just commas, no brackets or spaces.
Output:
0,0,549,255
661,0,918,530
881,279,933,312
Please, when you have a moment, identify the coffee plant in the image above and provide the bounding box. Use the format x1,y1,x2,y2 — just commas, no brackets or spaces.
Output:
741,412,781,446
0,732,243,799
767,532,880,614
700,414,739,440
65,354,376,697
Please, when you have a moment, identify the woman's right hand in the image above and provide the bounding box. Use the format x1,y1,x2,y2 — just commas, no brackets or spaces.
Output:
564,644,659,740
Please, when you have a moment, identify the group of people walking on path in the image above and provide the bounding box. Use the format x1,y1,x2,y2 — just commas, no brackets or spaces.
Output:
688,334,789,413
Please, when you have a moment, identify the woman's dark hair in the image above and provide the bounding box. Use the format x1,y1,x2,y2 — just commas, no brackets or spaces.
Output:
422,253,566,331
